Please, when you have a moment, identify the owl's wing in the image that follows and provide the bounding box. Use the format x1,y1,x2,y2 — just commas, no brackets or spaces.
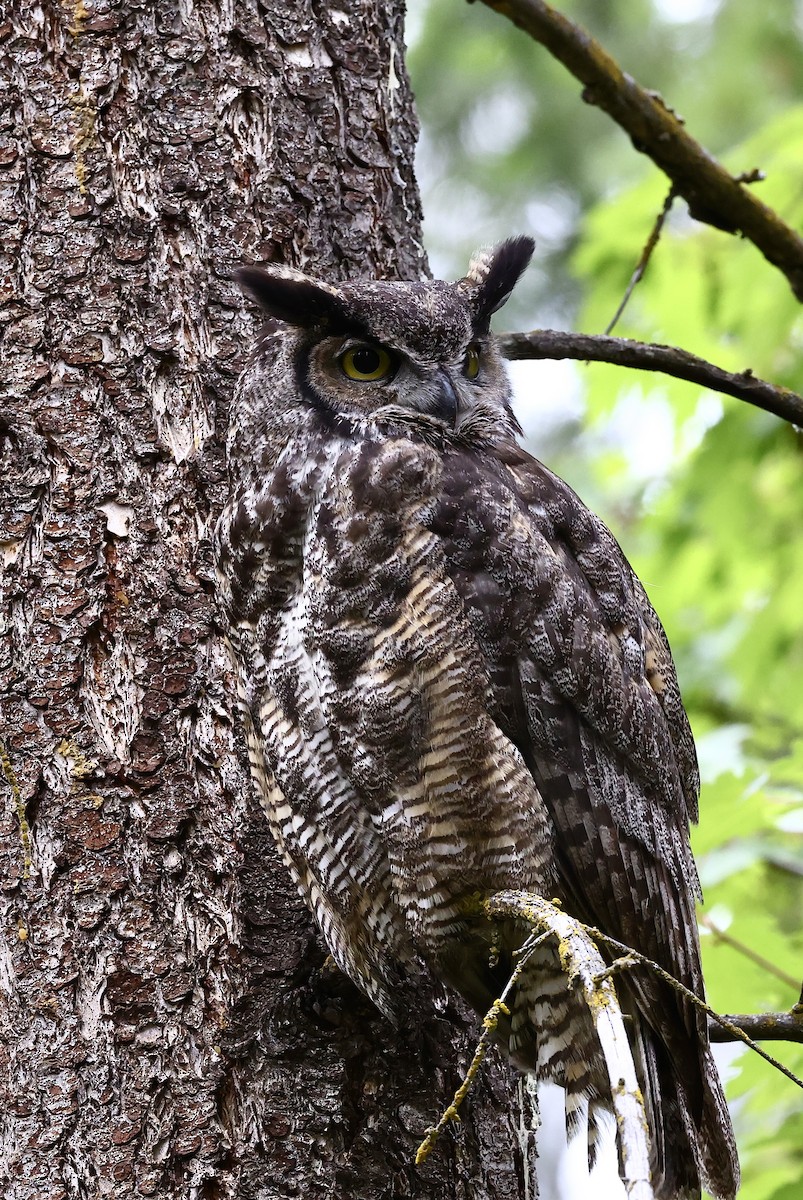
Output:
431,443,707,1100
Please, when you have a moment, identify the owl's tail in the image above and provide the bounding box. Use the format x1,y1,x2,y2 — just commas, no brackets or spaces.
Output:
698,1046,741,1200
636,1025,740,1200
506,947,613,1152
510,969,739,1199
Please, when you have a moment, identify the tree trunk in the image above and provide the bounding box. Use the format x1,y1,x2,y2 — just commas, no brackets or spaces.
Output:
0,3,537,1197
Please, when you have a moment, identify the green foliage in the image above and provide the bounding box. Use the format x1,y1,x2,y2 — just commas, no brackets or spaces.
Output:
576,108,803,384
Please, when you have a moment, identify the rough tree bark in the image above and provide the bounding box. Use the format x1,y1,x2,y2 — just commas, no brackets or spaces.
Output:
0,3,538,1198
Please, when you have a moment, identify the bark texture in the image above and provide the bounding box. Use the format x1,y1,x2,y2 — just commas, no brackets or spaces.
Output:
0,2,536,1198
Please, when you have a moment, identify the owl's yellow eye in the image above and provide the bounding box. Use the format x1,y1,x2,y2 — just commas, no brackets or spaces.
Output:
463,342,481,379
340,345,394,382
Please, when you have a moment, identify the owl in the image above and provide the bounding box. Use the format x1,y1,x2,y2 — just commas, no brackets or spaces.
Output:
214,239,739,1200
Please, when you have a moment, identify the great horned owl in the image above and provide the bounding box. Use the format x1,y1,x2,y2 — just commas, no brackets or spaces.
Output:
215,239,739,1200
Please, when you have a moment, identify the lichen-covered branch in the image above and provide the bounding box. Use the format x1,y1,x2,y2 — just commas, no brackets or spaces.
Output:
483,891,656,1200
485,892,803,1093
575,924,803,1092
478,0,803,301
500,329,803,427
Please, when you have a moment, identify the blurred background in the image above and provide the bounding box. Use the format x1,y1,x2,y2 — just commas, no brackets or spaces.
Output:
406,2,803,1197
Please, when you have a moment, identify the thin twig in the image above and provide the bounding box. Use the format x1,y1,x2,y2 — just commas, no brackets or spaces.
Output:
605,186,676,335
415,929,551,1165
499,329,803,427
477,0,803,301
700,914,801,992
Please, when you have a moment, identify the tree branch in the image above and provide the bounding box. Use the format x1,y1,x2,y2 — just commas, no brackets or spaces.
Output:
708,1011,803,1045
420,892,803,1180
499,329,803,427
477,0,803,302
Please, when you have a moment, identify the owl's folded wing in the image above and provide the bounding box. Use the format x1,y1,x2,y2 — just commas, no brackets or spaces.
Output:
432,444,706,1085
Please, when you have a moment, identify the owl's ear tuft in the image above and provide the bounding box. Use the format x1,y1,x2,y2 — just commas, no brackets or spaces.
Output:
235,264,348,329
460,236,535,326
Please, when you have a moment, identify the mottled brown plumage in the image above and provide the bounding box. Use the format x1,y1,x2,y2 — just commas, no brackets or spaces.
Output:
215,240,739,1200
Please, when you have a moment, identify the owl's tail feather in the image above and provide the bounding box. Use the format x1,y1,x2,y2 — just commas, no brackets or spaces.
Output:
509,955,613,1162
440,924,621,1165
698,1046,740,1199
449,923,614,1159
506,919,738,1200
634,1019,739,1200
635,1027,700,1200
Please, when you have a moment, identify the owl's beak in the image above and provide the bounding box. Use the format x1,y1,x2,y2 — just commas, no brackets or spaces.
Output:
432,370,460,428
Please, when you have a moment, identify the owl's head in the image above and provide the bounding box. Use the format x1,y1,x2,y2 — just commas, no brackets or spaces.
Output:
236,237,534,447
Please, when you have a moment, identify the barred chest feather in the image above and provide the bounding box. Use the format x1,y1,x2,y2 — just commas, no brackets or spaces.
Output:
216,416,555,1012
